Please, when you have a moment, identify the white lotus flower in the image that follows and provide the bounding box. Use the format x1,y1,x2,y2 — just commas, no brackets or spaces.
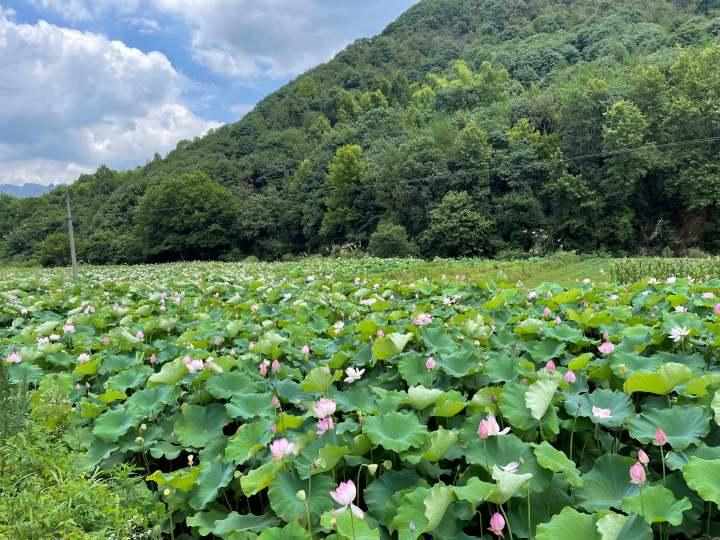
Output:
344,367,365,384
669,326,691,342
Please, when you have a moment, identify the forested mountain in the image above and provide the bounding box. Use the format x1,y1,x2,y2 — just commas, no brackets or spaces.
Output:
4,0,720,265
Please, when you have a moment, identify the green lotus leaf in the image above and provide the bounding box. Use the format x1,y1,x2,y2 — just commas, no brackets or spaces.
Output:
487,466,533,504
389,486,429,540
300,366,336,392
485,352,521,383
420,427,458,462
98,388,126,403
431,390,466,417
268,471,335,524
452,477,495,506
712,391,720,425
543,324,588,345
525,379,559,420
205,371,257,399
226,393,275,419
189,461,235,510
576,454,638,512
536,507,597,540
241,461,282,497
423,485,455,531
125,385,177,420
564,389,635,428
621,485,691,525
92,406,142,442
595,512,628,540
682,457,720,506
148,357,187,386
321,509,380,540
623,363,692,395
257,521,310,540
364,469,424,521
627,405,710,450
105,366,153,392
521,338,566,362
420,326,456,354
568,352,594,371
186,509,227,536
500,382,539,430
147,466,200,492
406,385,443,410
363,411,427,453
439,342,481,378
174,403,229,448
531,441,583,487
398,354,435,387
617,515,653,540
224,419,274,465
372,332,412,360
212,512,282,538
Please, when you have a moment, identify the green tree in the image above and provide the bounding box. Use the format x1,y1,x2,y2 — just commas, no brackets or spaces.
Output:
420,191,495,257
135,172,240,261
368,222,414,258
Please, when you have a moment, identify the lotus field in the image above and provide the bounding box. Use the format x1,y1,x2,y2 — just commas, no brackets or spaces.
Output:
4,259,720,539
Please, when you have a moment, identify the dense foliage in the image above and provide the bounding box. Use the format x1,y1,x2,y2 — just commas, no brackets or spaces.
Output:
4,259,720,538
4,0,720,264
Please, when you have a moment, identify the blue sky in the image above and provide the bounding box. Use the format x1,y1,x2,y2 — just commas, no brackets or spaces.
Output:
0,0,417,184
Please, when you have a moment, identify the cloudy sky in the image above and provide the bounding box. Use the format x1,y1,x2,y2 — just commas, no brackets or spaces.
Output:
0,0,417,185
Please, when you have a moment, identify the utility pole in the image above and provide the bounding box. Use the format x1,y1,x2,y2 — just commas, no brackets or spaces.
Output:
65,190,79,280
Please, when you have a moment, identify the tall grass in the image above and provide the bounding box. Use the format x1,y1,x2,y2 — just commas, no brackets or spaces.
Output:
609,258,720,284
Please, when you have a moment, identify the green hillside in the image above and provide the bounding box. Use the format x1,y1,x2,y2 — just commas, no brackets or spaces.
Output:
3,0,720,264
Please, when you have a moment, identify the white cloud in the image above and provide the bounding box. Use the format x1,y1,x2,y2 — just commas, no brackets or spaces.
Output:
29,0,141,22
150,0,419,79
126,16,161,34
0,13,219,185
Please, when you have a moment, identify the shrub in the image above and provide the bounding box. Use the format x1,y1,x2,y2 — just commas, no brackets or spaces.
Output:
368,222,414,258
243,255,260,263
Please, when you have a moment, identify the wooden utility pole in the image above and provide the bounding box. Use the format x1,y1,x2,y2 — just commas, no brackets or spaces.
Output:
65,190,79,280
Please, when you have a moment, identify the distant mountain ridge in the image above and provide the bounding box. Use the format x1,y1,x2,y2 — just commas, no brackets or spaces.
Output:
0,183,56,198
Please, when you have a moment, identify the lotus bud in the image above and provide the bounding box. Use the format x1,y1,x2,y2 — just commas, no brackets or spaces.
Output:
140,423,147,431
163,488,171,498
233,470,242,479
135,436,144,445
383,460,392,470
296,490,306,501
187,454,195,466
367,464,378,476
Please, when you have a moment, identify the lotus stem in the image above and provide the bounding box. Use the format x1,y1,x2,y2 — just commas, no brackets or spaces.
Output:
499,504,514,540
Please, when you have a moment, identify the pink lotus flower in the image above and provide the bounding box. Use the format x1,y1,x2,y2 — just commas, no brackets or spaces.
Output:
489,512,505,537
316,416,334,436
592,406,612,420
63,323,75,334
545,360,556,373
654,428,667,446
77,353,90,363
269,438,295,460
102,336,110,346
564,371,576,384
543,307,552,317
314,399,336,418
330,480,364,519
714,304,720,315
136,331,145,340
638,449,649,465
183,356,204,373
214,336,223,346
248,341,255,351
413,313,432,327
4,351,21,364
598,341,615,355
149,354,157,364
426,356,436,370
301,345,310,355
271,359,281,373
477,415,510,439
376,329,385,338
501,462,520,473
555,316,562,325
259,360,270,377
629,461,646,485
272,396,281,409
